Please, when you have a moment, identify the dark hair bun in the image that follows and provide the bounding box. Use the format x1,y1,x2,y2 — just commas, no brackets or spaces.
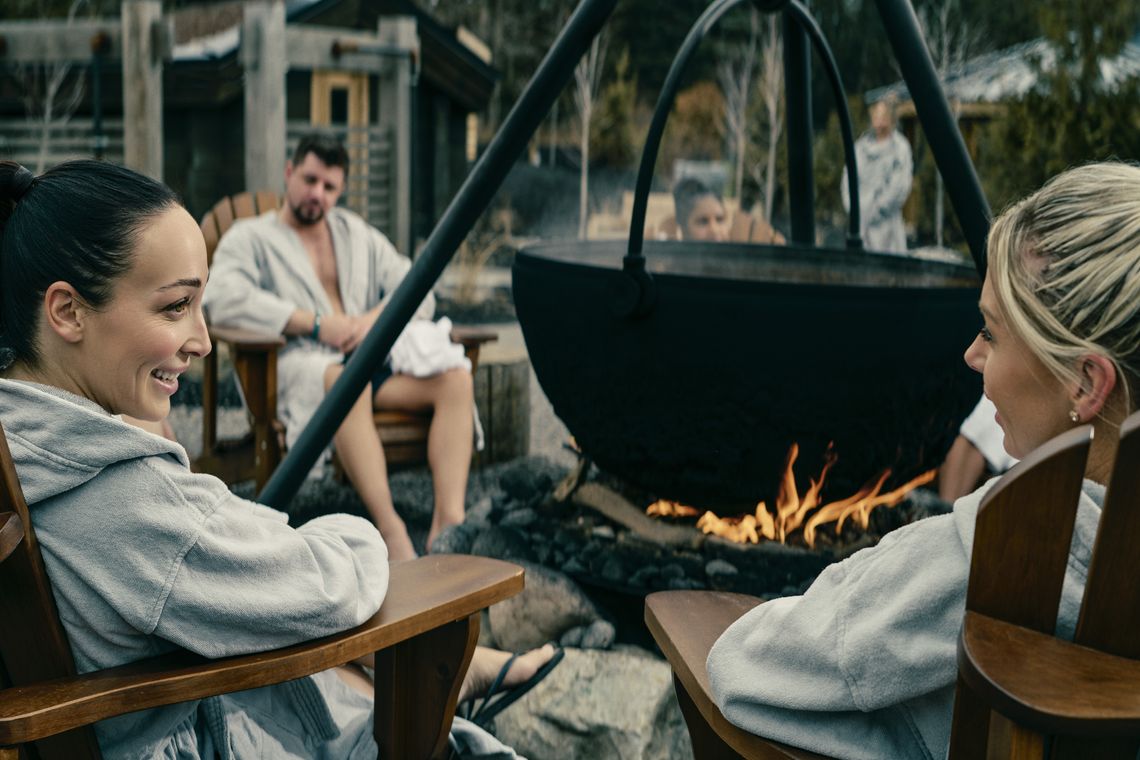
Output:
0,161,35,230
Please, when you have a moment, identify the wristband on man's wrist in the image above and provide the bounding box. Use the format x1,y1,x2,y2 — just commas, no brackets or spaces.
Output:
311,312,321,341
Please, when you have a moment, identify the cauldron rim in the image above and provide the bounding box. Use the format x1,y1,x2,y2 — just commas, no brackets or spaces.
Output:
516,239,981,292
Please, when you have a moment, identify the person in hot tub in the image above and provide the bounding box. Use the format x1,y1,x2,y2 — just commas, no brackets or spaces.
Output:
708,161,1140,759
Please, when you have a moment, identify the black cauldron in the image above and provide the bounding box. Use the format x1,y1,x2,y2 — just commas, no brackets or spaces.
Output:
514,240,981,507
514,0,986,507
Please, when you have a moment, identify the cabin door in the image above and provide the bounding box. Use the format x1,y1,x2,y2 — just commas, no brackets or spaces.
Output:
310,71,370,217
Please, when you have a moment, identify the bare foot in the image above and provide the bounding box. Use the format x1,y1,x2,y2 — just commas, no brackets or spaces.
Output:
459,644,556,703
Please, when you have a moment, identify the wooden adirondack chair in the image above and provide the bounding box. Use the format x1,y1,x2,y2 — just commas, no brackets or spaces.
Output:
194,191,497,491
0,418,524,760
647,411,1140,760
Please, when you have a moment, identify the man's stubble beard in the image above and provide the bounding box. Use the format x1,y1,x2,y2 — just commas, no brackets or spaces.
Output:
291,201,325,226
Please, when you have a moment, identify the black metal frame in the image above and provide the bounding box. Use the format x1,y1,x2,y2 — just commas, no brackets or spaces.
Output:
259,0,992,510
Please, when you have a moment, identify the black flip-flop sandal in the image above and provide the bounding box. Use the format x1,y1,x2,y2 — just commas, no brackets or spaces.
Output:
463,647,566,730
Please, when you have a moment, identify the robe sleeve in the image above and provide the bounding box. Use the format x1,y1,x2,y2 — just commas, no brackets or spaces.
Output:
707,499,975,726
364,222,436,321
151,469,389,658
203,221,297,336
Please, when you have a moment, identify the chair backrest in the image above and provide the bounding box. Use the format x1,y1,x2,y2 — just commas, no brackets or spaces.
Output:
0,421,102,758
200,190,281,265
950,411,1140,758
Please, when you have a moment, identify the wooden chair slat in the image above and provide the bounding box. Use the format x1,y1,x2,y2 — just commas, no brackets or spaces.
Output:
1075,411,1140,658
230,192,255,223
209,198,236,252
965,425,1092,630
0,423,80,686
200,212,221,265
0,423,110,758
253,190,279,215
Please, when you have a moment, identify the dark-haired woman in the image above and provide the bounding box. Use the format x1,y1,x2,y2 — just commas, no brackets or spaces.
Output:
0,160,546,758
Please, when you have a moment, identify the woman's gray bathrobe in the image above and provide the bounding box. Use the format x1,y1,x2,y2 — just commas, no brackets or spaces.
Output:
707,476,1103,760
0,379,389,759
201,207,435,453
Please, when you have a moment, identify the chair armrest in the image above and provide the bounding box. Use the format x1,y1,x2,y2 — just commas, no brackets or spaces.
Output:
645,591,830,759
959,610,1140,737
449,326,498,349
0,555,523,745
208,324,286,351
647,592,825,756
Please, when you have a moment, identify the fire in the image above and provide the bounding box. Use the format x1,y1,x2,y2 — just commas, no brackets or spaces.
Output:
646,499,700,517
645,443,936,548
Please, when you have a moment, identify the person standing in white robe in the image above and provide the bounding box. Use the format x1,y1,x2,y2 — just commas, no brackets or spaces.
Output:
841,98,913,253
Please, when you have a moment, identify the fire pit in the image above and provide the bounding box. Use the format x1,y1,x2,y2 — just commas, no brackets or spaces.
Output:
514,240,981,508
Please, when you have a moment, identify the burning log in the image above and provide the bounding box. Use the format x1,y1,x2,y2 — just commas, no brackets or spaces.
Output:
573,482,705,549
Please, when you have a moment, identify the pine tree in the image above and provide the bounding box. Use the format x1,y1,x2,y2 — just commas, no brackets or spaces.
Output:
980,1,1140,208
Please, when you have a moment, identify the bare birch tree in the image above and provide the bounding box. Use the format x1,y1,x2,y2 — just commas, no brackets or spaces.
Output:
573,32,607,239
918,0,981,246
12,0,90,172
748,15,783,223
718,9,761,205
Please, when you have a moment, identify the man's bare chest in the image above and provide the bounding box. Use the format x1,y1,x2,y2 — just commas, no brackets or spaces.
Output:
299,231,343,308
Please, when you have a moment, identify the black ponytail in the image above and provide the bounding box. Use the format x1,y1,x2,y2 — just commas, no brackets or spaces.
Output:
0,159,179,369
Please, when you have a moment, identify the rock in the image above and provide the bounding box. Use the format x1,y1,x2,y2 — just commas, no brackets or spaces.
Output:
486,560,608,651
559,625,585,648
500,507,539,529
499,462,554,505
470,526,536,564
389,469,435,522
600,557,625,583
492,646,694,760
429,523,479,555
558,620,615,651
666,577,705,591
562,557,586,575
705,559,739,578
466,495,494,526
629,566,661,588
579,619,616,650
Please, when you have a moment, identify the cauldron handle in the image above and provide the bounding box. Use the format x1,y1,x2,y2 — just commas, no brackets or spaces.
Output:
621,0,863,317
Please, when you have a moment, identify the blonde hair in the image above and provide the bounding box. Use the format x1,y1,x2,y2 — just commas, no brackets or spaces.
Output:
988,161,1140,411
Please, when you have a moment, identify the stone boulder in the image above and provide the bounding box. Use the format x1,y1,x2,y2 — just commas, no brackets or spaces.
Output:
485,560,609,652
491,646,693,760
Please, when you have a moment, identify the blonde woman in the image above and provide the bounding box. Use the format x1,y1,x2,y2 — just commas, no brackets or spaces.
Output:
709,162,1140,759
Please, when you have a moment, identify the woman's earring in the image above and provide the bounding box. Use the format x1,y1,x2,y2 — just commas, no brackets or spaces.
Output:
1069,409,1081,423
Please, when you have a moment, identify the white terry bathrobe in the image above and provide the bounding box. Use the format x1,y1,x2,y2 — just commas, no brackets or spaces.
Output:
202,207,437,458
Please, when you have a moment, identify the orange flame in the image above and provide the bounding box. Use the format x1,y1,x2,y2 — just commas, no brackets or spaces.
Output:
646,499,700,518
645,444,936,548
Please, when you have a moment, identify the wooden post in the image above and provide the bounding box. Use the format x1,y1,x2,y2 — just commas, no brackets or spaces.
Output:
377,16,417,255
120,1,167,179
242,1,287,193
